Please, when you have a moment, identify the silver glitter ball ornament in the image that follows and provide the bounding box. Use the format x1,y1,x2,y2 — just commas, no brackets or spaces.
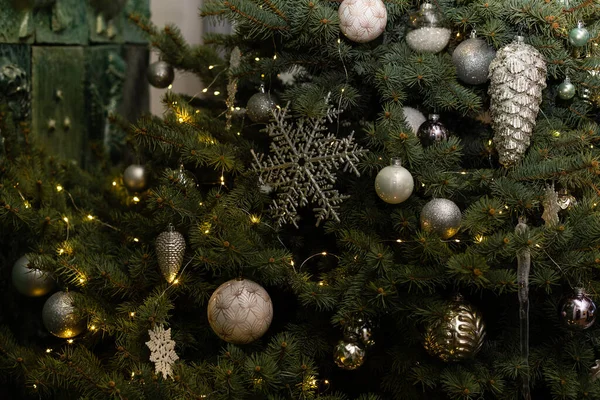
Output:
247,86,277,123
557,77,576,100
42,291,86,338
147,61,175,89
334,339,366,370
452,32,496,85
420,198,461,239
207,278,273,344
12,255,55,297
560,288,596,330
406,3,451,54
417,114,449,146
488,36,547,167
156,224,186,283
374,158,414,204
423,294,486,362
123,164,147,192
569,21,590,47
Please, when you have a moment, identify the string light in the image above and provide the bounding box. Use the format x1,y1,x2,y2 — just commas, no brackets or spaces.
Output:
67,339,74,344
173,278,180,284
208,65,215,70
130,312,136,317
250,215,261,224
220,175,225,186
63,216,69,223
214,91,221,96
454,239,461,243
87,215,94,220
90,325,97,331
112,181,117,186
475,235,485,243
255,57,260,61
56,185,63,192
23,201,31,209
167,84,173,90
33,384,37,389
321,251,327,256
57,248,65,255
46,348,52,353
133,238,139,243
132,196,140,203
202,88,208,93
396,239,403,243
79,274,87,284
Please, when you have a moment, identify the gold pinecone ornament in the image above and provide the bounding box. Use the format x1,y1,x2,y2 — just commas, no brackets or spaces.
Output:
423,295,486,362
488,36,547,167
155,224,186,283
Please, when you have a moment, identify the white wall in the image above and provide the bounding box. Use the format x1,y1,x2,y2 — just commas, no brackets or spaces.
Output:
149,0,204,115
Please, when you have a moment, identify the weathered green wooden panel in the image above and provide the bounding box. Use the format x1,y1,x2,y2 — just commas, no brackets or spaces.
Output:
0,44,31,121
34,0,88,44
32,46,85,163
120,45,149,122
87,1,126,44
0,1,36,43
123,0,150,44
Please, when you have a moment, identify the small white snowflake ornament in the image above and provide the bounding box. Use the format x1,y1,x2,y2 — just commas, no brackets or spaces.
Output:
146,325,179,379
339,0,387,43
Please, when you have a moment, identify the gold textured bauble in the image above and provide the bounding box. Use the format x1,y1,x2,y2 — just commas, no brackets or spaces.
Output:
207,278,273,344
423,295,485,362
333,340,366,370
42,292,86,339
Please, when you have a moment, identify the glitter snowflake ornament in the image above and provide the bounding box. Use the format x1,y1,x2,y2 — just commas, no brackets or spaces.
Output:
251,96,368,227
146,325,179,379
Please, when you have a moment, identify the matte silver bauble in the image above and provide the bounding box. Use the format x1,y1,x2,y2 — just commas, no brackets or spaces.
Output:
560,288,596,330
569,22,590,47
557,77,576,100
147,61,175,89
42,292,86,338
420,198,462,239
423,294,486,362
417,114,449,146
207,278,273,344
406,3,451,53
123,164,147,192
334,340,366,370
155,224,186,283
452,32,496,85
247,87,277,123
402,106,426,134
12,255,55,297
374,158,414,204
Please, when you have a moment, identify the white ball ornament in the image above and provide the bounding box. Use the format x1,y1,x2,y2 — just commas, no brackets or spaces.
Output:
402,107,426,135
338,0,387,43
375,158,414,204
207,278,273,344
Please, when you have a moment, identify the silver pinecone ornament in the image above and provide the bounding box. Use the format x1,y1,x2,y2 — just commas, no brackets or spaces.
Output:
156,224,186,283
488,36,547,167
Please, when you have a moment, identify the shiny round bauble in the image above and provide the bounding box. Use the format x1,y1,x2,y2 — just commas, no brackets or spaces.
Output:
247,92,277,123
557,189,577,210
147,61,175,89
42,292,86,338
423,295,486,362
333,340,366,370
559,288,596,330
12,255,55,297
344,318,375,348
338,0,387,43
569,22,590,47
123,164,147,192
207,278,273,344
171,165,196,189
452,33,496,85
406,3,450,53
417,114,449,146
557,77,576,100
374,158,414,204
420,198,462,239
402,106,426,134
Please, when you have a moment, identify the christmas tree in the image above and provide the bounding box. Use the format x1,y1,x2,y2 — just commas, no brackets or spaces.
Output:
2,0,600,399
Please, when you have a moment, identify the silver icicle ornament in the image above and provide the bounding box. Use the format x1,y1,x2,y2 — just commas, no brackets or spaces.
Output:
155,224,186,283
488,36,547,167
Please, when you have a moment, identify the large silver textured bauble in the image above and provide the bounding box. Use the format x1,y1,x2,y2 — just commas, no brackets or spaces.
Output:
207,278,273,344
42,292,86,338
155,225,186,283
333,340,366,370
420,198,461,239
402,106,426,134
123,164,147,192
417,114,449,146
12,255,55,297
247,92,277,123
560,288,596,330
374,158,414,204
488,36,547,167
423,295,485,362
147,61,175,89
452,35,496,85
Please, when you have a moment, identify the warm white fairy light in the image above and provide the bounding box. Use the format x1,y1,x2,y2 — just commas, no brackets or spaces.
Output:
87,215,94,220
130,312,136,317
56,185,63,192
133,238,139,242
67,339,74,344
46,348,52,353
63,217,69,223
208,65,215,70
112,181,117,186
132,196,140,203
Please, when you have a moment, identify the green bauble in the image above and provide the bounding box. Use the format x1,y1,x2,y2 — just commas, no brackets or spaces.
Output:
12,255,55,297
569,23,590,47
557,77,576,100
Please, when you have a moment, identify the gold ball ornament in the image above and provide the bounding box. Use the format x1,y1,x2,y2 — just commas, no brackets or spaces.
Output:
42,292,86,339
423,295,486,362
12,255,55,297
333,339,366,370
207,278,273,344
123,164,147,192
